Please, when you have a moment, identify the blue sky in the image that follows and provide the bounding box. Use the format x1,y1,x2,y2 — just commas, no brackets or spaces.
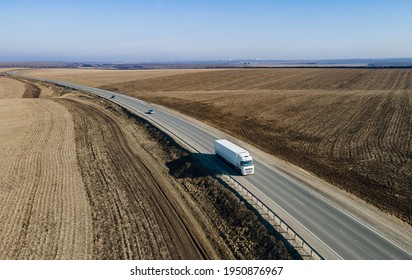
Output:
0,0,411,62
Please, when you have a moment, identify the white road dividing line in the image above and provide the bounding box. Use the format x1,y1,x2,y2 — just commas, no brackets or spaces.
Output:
294,198,305,206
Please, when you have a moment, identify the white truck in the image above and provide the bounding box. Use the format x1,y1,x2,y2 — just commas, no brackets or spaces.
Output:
214,139,254,175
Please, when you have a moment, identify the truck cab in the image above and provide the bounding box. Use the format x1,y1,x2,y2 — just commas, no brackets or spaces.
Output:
238,153,254,175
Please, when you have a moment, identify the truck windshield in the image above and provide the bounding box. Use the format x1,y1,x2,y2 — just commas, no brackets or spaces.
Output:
241,160,254,167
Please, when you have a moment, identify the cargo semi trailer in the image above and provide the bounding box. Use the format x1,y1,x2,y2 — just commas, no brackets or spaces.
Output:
214,139,254,175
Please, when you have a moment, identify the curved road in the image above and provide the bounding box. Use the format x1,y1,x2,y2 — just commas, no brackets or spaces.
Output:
12,72,412,260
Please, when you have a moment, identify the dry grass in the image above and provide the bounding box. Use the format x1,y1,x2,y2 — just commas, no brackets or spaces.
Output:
96,68,412,224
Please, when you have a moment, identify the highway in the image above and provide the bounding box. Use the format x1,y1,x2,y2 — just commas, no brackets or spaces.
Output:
12,72,412,260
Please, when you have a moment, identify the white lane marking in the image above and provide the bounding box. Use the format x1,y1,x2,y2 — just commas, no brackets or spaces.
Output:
294,197,305,206
339,229,349,237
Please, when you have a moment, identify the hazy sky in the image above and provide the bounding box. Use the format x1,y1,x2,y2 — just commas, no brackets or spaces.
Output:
1,0,411,62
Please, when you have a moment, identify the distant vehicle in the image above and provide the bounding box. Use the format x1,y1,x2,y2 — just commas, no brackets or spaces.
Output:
146,109,155,114
110,95,115,99
214,139,254,175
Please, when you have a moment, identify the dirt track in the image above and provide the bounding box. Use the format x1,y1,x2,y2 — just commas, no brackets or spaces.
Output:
56,97,206,259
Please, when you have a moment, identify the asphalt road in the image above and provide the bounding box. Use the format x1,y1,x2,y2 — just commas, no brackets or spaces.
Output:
13,73,412,260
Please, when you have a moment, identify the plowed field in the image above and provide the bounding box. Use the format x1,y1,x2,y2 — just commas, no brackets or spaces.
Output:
97,68,412,224
0,98,92,259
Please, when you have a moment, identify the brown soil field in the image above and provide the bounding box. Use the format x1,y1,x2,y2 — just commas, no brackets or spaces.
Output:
92,68,412,225
0,77,294,259
20,68,221,87
0,98,93,259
